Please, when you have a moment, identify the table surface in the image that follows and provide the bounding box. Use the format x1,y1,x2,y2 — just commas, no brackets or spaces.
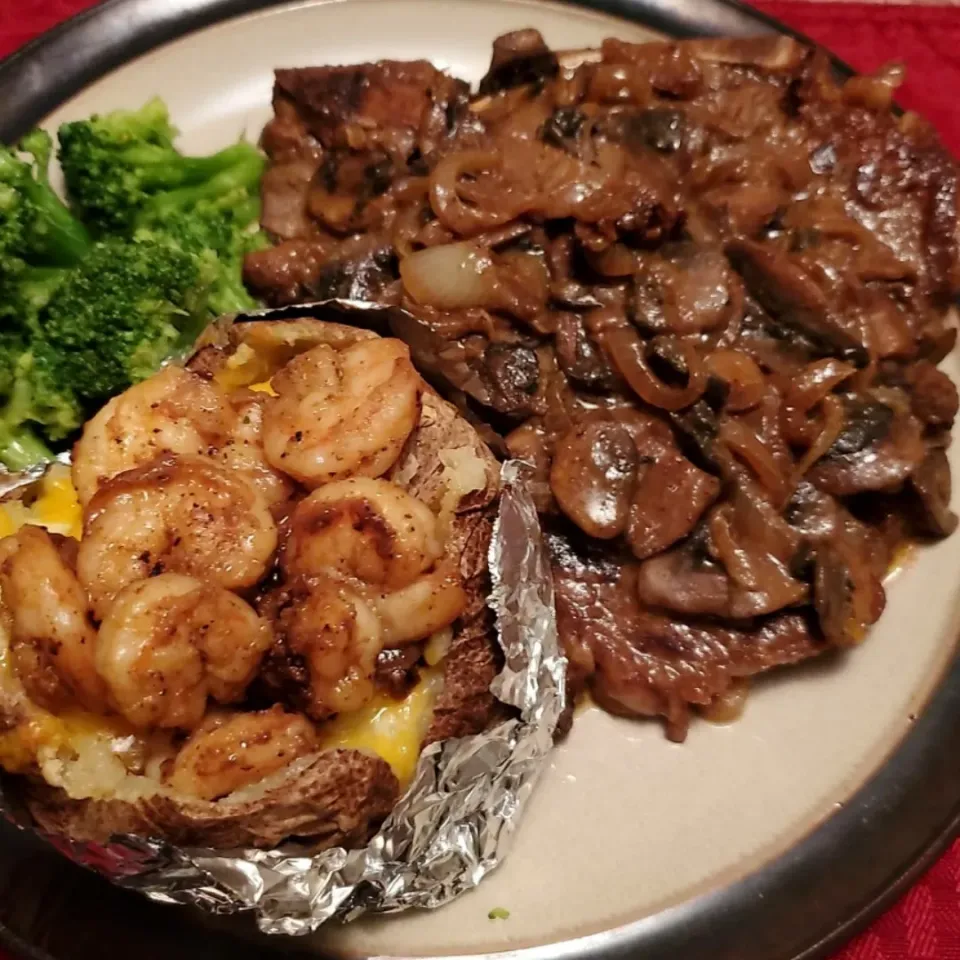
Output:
1,2,959,960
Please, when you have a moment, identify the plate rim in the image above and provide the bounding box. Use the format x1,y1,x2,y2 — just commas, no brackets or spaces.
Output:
0,3,958,960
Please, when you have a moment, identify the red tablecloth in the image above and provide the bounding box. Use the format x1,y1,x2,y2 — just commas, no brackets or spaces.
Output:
1,2,959,959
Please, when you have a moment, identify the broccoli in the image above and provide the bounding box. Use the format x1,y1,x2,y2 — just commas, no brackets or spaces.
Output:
0,130,91,269
0,331,83,471
0,225,245,470
0,131,91,328
37,235,218,407
136,195,266,316
58,97,265,236
0,133,92,468
0,99,269,473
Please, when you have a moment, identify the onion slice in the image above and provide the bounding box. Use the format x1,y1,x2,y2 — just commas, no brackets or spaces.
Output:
399,241,497,310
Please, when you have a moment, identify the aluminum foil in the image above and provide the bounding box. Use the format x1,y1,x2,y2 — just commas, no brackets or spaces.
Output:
0,458,565,936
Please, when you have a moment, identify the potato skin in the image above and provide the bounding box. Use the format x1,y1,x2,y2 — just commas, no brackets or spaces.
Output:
1,316,505,852
23,749,398,852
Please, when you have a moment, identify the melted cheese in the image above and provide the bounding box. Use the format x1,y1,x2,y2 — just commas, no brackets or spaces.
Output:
248,379,278,396
32,465,83,538
0,463,82,540
321,668,443,786
0,463,87,772
213,342,277,392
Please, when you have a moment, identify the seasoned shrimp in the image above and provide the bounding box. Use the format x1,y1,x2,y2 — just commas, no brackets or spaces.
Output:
215,391,295,510
77,454,277,619
262,339,422,488
96,573,272,730
0,525,106,713
284,478,443,588
72,367,235,507
371,557,467,646
167,706,318,801
273,575,384,719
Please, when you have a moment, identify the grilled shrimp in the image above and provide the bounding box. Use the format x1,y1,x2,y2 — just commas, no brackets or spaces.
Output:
72,367,235,507
96,573,272,730
283,478,443,588
215,391,295,510
273,575,384,719
371,557,467,646
262,339,422,488
77,454,278,619
0,525,106,713
167,706,318,801
283,477,466,646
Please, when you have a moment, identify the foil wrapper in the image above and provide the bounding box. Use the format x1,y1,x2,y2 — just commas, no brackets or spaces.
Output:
0,458,565,935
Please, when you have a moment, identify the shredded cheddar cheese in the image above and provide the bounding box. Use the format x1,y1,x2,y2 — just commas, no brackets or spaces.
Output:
321,668,443,785
33,465,83,539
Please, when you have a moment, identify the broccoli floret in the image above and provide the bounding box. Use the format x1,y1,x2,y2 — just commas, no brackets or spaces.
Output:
0,130,92,269
136,194,265,316
37,235,217,406
59,97,265,235
0,262,57,327
0,330,82,471
0,131,90,334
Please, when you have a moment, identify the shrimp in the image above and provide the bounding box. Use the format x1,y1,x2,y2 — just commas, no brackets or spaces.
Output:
273,575,384,719
0,525,107,713
262,339,422,489
72,367,235,507
283,478,443,588
77,454,278,619
167,706,318,801
96,573,272,730
215,391,296,510
371,557,467,646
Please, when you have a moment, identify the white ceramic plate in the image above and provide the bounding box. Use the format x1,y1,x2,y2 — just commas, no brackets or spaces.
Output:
0,3,958,960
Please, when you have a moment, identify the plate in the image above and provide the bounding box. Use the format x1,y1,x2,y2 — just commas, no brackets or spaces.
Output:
1,2,959,959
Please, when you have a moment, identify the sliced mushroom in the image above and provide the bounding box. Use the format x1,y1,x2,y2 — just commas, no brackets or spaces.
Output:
505,421,556,514
636,545,731,617
810,404,926,496
631,249,739,336
725,239,868,367
626,449,721,560
551,421,639,539
669,400,723,473
554,312,617,389
813,541,884,646
783,481,841,540
481,343,541,415
478,29,559,95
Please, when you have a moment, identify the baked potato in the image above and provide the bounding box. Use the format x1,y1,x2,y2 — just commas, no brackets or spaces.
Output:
0,316,502,851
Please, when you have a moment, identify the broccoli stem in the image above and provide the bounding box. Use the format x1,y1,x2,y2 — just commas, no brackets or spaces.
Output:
141,149,265,223
124,140,263,192
17,128,92,267
0,423,53,471
21,177,91,266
